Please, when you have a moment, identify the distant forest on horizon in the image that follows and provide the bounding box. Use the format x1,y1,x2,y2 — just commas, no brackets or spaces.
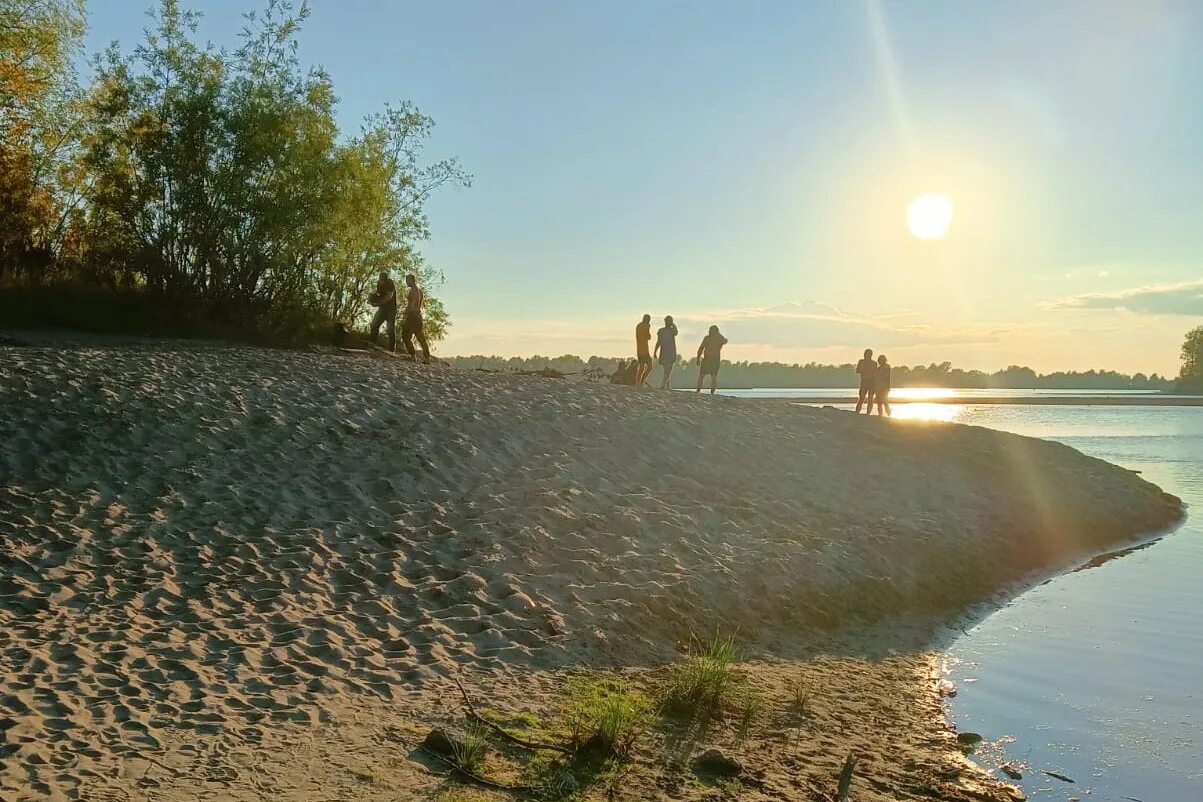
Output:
446,355,1177,391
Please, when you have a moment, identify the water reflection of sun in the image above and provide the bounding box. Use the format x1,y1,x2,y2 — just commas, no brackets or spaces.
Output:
892,402,958,422
889,388,957,401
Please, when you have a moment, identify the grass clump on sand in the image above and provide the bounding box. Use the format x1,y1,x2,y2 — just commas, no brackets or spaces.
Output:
791,673,812,717
734,686,765,741
659,631,744,719
563,678,652,756
523,751,634,802
451,724,490,775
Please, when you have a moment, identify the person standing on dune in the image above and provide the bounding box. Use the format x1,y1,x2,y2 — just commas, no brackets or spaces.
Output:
635,314,653,386
368,271,398,352
401,273,431,363
653,315,678,389
695,325,728,394
873,354,892,416
855,348,875,413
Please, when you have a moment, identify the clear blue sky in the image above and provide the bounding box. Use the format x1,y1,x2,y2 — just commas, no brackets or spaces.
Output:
86,0,1203,373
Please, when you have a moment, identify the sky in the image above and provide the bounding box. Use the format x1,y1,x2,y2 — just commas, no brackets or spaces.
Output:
85,1,1203,374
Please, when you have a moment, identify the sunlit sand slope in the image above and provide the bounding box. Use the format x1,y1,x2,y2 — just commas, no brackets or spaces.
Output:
0,339,1180,799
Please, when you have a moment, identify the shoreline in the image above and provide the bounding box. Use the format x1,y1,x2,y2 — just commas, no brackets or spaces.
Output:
0,337,1183,800
779,394,1203,406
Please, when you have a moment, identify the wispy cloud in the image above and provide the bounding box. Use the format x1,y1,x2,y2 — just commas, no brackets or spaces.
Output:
678,302,1008,349
1049,280,1203,316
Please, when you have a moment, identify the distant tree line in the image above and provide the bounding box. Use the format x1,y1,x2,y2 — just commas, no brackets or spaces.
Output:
448,354,1178,392
0,0,467,341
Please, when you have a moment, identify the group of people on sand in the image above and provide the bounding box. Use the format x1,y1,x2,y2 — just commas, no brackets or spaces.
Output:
614,314,729,393
855,348,892,416
366,271,431,363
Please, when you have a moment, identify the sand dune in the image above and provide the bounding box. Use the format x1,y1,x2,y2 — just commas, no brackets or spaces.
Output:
0,337,1180,800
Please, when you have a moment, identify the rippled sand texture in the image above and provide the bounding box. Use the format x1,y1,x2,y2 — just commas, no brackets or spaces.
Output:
0,340,1181,799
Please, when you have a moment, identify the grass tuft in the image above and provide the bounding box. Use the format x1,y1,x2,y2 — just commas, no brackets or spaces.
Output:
659,630,742,718
791,674,811,716
735,687,764,741
562,678,652,756
450,723,490,775
525,753,582,801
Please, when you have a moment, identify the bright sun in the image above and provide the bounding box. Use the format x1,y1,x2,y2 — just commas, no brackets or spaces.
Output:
907,193,954,240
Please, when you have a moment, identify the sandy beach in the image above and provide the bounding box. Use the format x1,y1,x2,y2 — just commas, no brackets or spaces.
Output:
0,336,1182,801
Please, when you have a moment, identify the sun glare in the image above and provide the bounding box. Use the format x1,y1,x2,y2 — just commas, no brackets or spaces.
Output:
907,193,954,240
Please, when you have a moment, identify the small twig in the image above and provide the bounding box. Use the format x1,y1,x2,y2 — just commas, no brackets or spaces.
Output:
453,673,572,755
141,753,183,778
417,744,533,792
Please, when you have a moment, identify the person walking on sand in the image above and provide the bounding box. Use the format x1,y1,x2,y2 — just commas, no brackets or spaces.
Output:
369,271,398,352
635,314,653,386
873,354,892,416
855,348,875,413
401,273,431,363
653,315,678,389
695,325,728,394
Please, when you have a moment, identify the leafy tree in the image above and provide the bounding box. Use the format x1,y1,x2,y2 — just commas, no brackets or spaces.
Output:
79,0,467,338
1181,326,1203,382
0,0,87,279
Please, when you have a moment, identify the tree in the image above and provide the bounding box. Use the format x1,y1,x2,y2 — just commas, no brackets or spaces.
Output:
0,0,87,279
1181,326,1203,386
80,0,468,338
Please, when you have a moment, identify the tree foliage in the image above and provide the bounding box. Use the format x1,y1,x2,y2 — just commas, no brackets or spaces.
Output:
0,0,87,278
3,0,467,342
447,354,1176,391
1181,326,1203,382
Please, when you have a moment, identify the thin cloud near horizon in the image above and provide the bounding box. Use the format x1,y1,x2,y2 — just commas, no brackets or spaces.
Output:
1049,279,1203,316
675,302,1009,349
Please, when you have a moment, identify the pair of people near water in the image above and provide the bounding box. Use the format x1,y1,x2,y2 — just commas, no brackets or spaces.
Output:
635,314,729,393
855,348,892,416
369,271,431,362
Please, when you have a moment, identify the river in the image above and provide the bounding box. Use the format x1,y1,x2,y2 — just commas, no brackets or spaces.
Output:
754,390,1200,800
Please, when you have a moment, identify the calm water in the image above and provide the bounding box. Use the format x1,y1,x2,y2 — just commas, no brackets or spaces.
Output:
932,405,1202,801
776,390,1200,800
718,387,1166,400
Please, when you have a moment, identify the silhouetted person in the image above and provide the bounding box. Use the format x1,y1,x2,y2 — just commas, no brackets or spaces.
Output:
635,314,653,386
653,315,678,389
369,271,397,351
401,274,431,363
855,348,875,413
873,354,892,416
695,325,728,394
610,358,638,385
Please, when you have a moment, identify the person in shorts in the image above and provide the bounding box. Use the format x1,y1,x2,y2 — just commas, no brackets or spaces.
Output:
401,273,431,363
635,314,653,386
695,325,728,394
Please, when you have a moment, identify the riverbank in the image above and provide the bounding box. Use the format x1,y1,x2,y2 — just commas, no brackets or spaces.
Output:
0,336,1182,800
